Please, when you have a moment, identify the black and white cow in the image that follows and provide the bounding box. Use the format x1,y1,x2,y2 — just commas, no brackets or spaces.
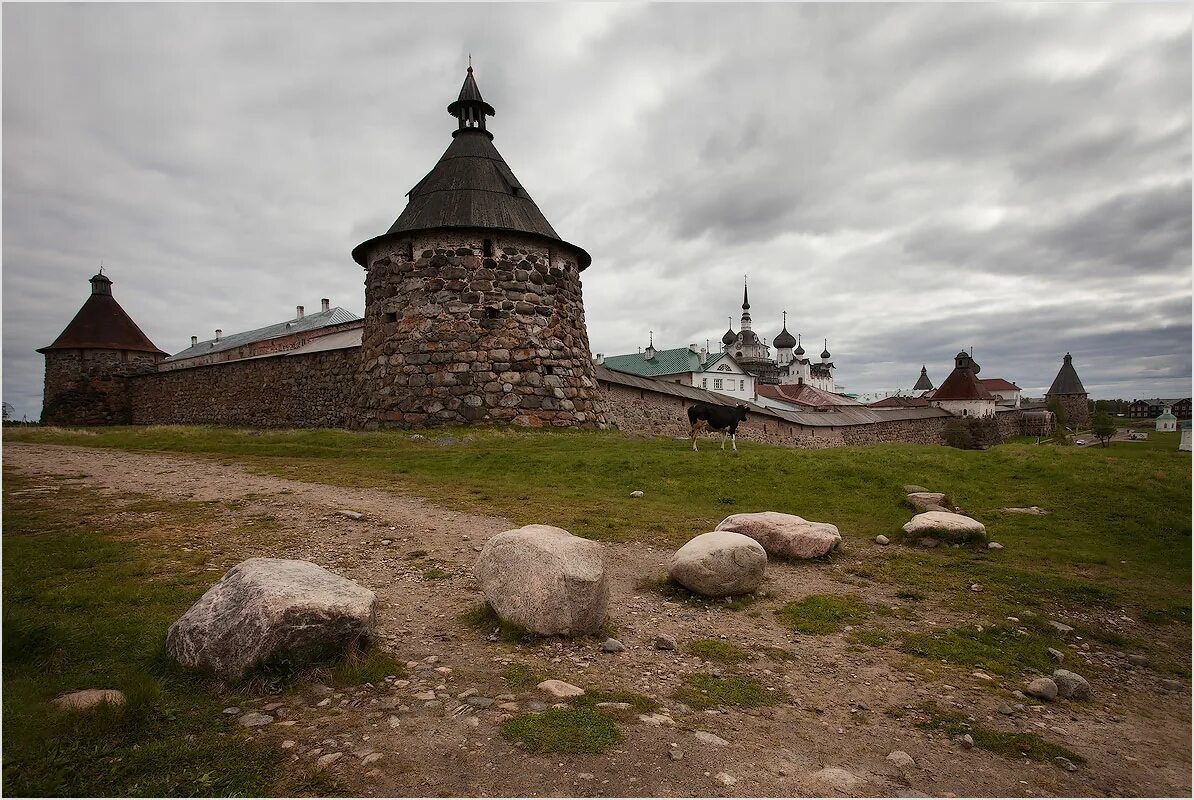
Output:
687,403,749,451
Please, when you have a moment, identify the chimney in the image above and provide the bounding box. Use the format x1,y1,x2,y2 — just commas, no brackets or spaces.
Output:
594,353,605,365
215,329,222,342
321,298,330,313
190,335,198,347
296,305,305,319
688,343,699,354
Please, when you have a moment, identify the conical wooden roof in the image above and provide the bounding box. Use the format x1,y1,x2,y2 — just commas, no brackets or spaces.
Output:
352,67,590,269
38,274,165,355
1046,353,1087,396
933,351,992,401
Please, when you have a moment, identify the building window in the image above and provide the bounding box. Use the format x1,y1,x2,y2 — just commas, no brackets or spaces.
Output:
740,380,745,391
714,379,723,390
483,238,493,257
702,378,707,388
384,312,398,324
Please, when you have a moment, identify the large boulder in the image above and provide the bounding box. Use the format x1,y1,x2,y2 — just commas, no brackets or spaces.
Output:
475,525,608,636
1052,669,1092,700
901,511,987,544
668,531,767,596
715,511,841,560
166,558,377,680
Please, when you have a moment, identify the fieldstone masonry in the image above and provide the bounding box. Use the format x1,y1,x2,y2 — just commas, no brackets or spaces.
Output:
353,231,607,430
42,349,161,426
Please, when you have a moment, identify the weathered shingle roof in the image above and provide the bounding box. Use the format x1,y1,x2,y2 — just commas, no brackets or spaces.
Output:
39,274,166,355
1046,353,1087,396
913,366,934,391
934,352,993,401
979,377,1020,392
602,347,725,378
352,68,591,269
164,307,360,361
756,383,862,409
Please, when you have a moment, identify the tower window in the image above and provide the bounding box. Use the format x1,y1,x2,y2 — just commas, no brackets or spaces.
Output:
485,306,500,319
483,239,493,257
384,312,397,324
405,241,414,261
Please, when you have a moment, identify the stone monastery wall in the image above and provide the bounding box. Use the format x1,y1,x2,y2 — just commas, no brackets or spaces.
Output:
128,348,359,428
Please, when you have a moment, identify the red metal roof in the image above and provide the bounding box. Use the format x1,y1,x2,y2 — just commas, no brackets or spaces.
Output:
933,363,993,401
979,378,1020,392
756,382,862,409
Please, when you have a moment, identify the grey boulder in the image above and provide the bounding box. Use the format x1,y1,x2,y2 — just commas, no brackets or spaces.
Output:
1052,669,1092,700
669,531,767,596
715,511,841,559
475,525,608,636
902,511,987,543
906,492,950,512
166,557,377,680
1025,677,1058,701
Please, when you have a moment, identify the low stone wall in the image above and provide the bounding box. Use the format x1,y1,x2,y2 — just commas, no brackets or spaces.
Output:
129,349,359,428
42,349,161,426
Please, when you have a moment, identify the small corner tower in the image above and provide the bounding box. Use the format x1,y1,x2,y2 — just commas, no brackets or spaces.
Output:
37,271,166,425
913,365,934,393
931,350,995,418
1045,352,1090,428
350,64,607,429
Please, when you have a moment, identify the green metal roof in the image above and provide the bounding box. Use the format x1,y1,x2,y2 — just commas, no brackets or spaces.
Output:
602,347,725,378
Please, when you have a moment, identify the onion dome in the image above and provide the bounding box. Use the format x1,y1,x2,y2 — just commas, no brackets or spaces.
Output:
820,339,831,359
721,317,736,346
773,311,797,349
794,333,805,356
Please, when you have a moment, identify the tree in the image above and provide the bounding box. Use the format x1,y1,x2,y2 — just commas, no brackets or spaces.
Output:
1047,396,1068,429
1091,412,1117,448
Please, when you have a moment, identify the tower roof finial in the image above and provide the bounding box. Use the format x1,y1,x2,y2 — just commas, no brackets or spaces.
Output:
742,275,750,310
447,60,495,138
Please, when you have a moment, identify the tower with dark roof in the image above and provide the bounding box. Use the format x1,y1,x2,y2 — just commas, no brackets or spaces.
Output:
1044,352,1089,428
930,350,996,418
38,271,166,425
913,365,934,393
350,65,606,429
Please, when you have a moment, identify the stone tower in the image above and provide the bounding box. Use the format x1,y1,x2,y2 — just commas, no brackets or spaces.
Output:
38,272,166,425
350,65,607,429
1045,352,1089,428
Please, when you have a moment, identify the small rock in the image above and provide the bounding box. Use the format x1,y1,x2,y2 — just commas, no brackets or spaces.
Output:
537,680,584,699
669,748,683,761
1048,648,1065,663
714,772,737,786
596,702,631,711
903,485,931,494
808,767,862,794
875,535,890,546
601,638,625,653
497,702,519,712
466,696,494,709
969,583,983,593
336,510,364,521
261,702,283,712
222,706,241,715
694,731,729,746
1054,756,1078,772
362,753,383,765
1126,654,1148,667
412,691,436,701
281,740,296,749
380,539,392,546
987,542,1003,550
961,734,974,749
998,704,1014,715
51,689,127,712
316,752,343,769
238,712,273,728
638,713,675,726
630,491,644,498
1025,678,1058,701
528,700,549,711
655,634,677,650
1047,621,1074,635
1051,669,1092,700
457,688,478,699
1162,679,1182,691
887,750,916,767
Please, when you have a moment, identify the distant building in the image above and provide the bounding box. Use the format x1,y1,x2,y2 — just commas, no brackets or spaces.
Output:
913,365,934,393
931,351,996,418
979,378,1022,408
755,382,863,412
1180,420,1191,451
599,342,755,402
1129,398,1191,419
719,283,838,392
1156,407,1178,432
1045,352,1090,428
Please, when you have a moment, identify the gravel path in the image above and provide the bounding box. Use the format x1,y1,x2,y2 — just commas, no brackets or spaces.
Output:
6,442,1190,797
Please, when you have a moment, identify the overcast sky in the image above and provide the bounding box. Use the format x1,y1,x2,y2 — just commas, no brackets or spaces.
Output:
4,3,1191,419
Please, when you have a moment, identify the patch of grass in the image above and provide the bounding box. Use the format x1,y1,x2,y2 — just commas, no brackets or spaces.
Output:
421,567,451,581
500,707,622,754
763,646,795,662
849,628,892,647
458,603,543,645
2,470,330,797
896,623,1060,677
685,639,752,664
673,674,785,710
637,577,766,610
777,594,870,634
576,688,659,713
896,589,924,601
918,705,1086,767
502,662,544,690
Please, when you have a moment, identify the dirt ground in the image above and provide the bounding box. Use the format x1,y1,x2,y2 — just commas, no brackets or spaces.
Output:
5,442,1191,798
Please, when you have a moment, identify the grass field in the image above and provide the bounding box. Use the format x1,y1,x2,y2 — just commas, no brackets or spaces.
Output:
4,423,1191,789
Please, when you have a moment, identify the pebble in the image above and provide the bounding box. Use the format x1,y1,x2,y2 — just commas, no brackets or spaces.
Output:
316,752,343,769
638,713,675,726
577,772,595,780
969,583,983,593
497,701,519,712
875,535,890,546
987,542,1003,550
630,491,644,498
281,740,296,749
1048,621,1074,635
537,680,585,698
998,704,1015,715
467,696,494,709
655,634,677,650
1162,679,1182,691
1055,756,1078,772
1126,654,1148,667
362,753,384,765
669,748,684,761
596,702,631,711
238,712,273,728
694,731,729,746
336,510,364,521
1048,648,1065,663
262,702,283,712
413,691,436,701
714,773,737,786
457,688,478,699
601,638,626,653
961,734,974,749
1025,678,1058,701
886,750,916,767
222,707,241,715
528,700,549,711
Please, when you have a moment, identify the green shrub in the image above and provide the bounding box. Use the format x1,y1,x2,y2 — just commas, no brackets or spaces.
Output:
500,707,621,754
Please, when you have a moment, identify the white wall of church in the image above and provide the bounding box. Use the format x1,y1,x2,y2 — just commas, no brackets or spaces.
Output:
933,399,996,418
